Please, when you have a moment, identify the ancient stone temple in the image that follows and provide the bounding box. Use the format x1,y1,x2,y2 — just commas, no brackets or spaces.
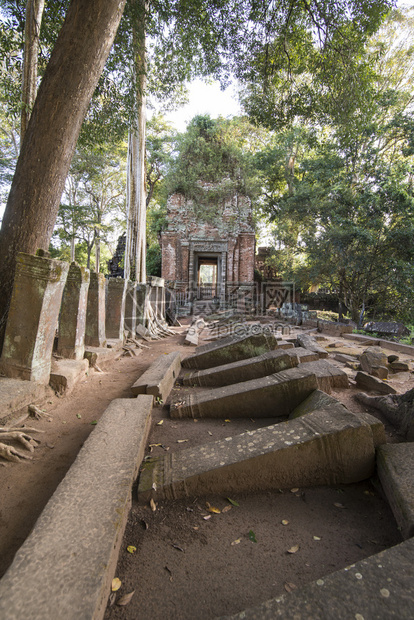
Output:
161,186,255,303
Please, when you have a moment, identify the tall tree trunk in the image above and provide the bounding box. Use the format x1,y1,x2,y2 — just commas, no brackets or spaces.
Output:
0,0,127,345
20,0,45,143
124,0,147,284
70,235,75,262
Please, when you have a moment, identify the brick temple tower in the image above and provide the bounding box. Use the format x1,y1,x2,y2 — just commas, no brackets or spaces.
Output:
160,182,256,304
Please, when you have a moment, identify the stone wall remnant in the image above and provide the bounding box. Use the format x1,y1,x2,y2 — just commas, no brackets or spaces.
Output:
0,252,69,384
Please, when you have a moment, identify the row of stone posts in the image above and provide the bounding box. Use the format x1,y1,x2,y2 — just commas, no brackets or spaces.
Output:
0,252,166,386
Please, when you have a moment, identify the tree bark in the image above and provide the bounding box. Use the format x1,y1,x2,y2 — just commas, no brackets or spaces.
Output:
20,0,45,143
124,0,147,284
0,0,127,345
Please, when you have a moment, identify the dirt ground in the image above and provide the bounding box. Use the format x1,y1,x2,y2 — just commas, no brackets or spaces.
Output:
0,322,412,618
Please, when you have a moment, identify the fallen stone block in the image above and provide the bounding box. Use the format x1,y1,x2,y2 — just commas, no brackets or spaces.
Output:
289,389,347,419
364,320,410,338
389,361,410,373
223,537,414,619
0,378,52,426
360,346,389,378
131,351,181,402
275,340,295,350
49,358,89,395
182,349,298,387
335,353,359,364
171,367,319,419
182,333,278,370
287,347,319,363
299,359,349,393
355,391,414,440
138,407,379,502
296,333,328,358
289,390,386,445
317,320,353,337
0,395,153,620
184,318,205,346
377,443,414,540
355,371,397,395
84,341,124,369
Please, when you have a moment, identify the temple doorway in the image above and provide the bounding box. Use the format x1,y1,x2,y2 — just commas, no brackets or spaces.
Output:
197,257,218,299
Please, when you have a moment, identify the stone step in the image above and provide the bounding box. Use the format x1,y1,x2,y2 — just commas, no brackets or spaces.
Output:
171,366,319,419
182,332,278,370
138,407,381,502
0,395,153,620
182,349,298,387
377,443,414,540
131,351,181,402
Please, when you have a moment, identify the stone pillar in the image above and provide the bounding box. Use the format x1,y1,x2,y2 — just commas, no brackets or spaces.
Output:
85,272,106,347
105,277,126,341
161,232,178,281
136,284,147,327
0,252,69,384
124,281,137,336
57,262,90,360
238,232,255,282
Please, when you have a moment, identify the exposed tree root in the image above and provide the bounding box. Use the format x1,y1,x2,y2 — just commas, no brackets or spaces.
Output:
355,388,414,439
28,404,52,419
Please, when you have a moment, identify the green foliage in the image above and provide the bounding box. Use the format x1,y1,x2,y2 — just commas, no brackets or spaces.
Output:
146,243,161,277
247,8,414,325
165,114,261,219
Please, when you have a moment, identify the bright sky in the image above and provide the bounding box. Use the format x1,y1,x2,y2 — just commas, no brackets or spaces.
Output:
164,79,241,132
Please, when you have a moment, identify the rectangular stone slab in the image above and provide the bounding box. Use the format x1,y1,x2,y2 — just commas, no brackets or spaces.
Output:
171,366,318,419
289,390,386,447
225,537,414,620
0,395,153,620
182,349,298,387
299,359,349,393
287,347,319,363
297,333,328,358
131,351,181,401
377,443,414,540
182,333,278,370
138,407,377,502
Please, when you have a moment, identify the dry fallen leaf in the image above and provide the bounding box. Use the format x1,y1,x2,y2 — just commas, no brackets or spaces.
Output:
231,538,241,546
284,582,297,593
290,488,299,493
126,545,136,554
287,544,300,554
111,577,122,592
333,502,345,509
203,515,212,520
117,590,135,606
222,505,232,513
156,420,164,426
108,592,116,606
224,419,231,423
206,502,221,514
207,431,213,436
177,439,189,443
150,498,157,512
313,536,321,541
281,520,289,526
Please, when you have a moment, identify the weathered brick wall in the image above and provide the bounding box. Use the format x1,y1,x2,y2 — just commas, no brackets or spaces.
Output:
161,189,255,284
